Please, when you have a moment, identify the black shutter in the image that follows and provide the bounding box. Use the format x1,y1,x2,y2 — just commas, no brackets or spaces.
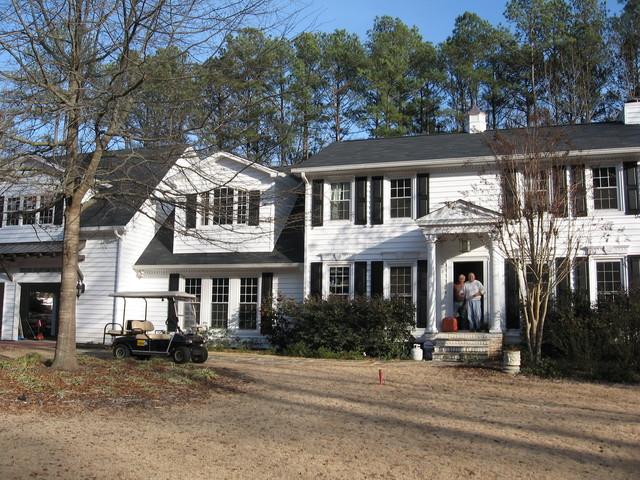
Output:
571,165,587,217
555,257,570,301
574,257,590,303
249,190,260,226
0,282,4,339
355,177,367,225
0,196,3,228
53,198,64,225
185,194,197,228
552,166,568,217
627,256,640,291
501,170,517,219
624,162,639,215
417,174,429,218
310,262,323,298
260,272,274,334
311,179,324,227
417,260,428,328
167,273,180,332
504,260,520,329
354,262,367,296
370,261,383,297
371,176,383,225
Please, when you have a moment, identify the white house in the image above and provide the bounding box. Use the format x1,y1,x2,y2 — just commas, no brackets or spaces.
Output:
2,100,640,360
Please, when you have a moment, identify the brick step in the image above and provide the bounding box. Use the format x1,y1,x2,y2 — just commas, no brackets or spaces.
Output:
432,353,492,362
434,340,497,348
434,346,501,354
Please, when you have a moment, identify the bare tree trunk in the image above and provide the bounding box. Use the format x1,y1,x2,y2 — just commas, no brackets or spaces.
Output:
52,200,81,371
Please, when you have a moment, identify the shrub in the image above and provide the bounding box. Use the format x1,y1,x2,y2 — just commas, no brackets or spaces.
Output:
546,291,640,382
267,296,415,359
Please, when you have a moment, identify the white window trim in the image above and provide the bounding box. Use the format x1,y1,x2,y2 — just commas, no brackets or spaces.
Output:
324,262,353,299
385,175,415,222
590,257,626,302
326,178,354,223
590,164,622,213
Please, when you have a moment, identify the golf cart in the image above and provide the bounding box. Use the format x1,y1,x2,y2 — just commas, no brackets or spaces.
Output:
104,291,208,364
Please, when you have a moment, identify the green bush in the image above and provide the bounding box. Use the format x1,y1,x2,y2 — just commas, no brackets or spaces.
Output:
546,291,640,382
267,296,415,359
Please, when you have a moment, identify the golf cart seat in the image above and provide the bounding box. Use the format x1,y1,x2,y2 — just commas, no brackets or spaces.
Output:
130,320,172,341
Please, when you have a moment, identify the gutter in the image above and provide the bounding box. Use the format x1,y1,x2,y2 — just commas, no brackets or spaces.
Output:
111,227,126,323
291,147,640,174
300,172,310,299
134,262,302,272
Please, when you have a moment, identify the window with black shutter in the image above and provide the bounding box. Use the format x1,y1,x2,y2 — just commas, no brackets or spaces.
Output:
504,260,520,329
417,174,429,218
501,169,517,219
53,198,64,225
552,166,567,217
248,190,260,226
311,180,324,227
624,162,639,215
354,262,367,296
416,260,428,328
555,257,570,304
168,273,180,331
0,196,3,228
355,177,367,225
260,272,273,334
185,194,197,228
571,165,587,217
574,257,590,303
310,262,323,298
627,256,640,292
370,261,383,297
371,176,383,225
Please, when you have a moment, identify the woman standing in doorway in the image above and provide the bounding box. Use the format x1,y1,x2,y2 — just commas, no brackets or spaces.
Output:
453,274,467,329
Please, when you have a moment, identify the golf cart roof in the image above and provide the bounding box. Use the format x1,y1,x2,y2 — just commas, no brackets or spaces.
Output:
109,291,197,301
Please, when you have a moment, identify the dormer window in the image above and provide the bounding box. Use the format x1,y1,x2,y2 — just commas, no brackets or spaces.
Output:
6,197,21,226
237,190,248,224
330,182,351,220
212,187,234,225
39,196,55,225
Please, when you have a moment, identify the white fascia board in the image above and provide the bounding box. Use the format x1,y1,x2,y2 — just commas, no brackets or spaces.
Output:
134,262,302,271
291,147,640,174
210,151,287,178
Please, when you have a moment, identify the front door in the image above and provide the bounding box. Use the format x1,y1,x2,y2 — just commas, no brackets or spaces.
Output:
19,283,60,340
453,261,484,330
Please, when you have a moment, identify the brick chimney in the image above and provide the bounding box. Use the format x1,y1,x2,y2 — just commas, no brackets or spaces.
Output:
465,104,487,134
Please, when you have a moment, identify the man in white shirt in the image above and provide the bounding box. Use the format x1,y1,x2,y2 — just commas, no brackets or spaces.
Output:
464,272,486,331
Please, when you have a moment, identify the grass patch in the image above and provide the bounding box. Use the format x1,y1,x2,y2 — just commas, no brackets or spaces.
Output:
0,353,225,412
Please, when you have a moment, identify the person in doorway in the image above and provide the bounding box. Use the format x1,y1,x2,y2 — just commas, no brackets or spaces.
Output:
464,272,486,332
453,274,467,328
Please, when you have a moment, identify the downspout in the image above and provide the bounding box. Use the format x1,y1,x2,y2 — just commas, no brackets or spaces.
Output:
300,172,310,299
111,227,126,324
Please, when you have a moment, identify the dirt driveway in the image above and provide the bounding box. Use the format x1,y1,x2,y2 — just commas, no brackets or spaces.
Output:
1,351,639,479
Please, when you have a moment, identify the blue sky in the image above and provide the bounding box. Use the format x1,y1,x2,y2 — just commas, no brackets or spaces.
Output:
296,0,623,43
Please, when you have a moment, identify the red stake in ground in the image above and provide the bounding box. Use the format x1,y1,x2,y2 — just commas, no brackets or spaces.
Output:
378,368,384,385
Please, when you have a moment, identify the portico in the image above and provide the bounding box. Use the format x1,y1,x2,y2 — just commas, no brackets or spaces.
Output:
416,200,506,359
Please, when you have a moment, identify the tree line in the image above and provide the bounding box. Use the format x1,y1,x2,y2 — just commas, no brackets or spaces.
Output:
127,0,640,165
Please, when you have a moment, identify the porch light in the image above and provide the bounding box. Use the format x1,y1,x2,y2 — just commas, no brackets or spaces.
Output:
76,279,86,297
459,238,470,253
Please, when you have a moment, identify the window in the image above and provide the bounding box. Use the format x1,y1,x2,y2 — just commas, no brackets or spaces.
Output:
211,278,229,329
596,261,622,300
390,178,412,218
525,171,549,211
201,192,210,226
390,266,413,304
329,266,350,298
184,278,202,323
593,167,618,210
239,277,258,329
237,190,248,224
330,182,351,220
22,196,37,225
39,196,54,225
212,187,234,224
5,197,20,226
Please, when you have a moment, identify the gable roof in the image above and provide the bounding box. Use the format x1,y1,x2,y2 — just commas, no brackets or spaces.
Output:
292,123,640,172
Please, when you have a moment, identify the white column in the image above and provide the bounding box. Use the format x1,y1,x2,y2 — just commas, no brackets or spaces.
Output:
425,234,438,333
489,238,504,333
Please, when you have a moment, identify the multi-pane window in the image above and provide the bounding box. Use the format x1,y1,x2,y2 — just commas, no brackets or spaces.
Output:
184,278,202,323
390,179,412,218
201,192,210,226
22,196,37,225
329,266,350,298
593,167,618,210
211,278,229,329
237,190,248,224
525,171,549,211
39,197,54,225
330,182,351,220
212,187,234,224
5,197,21,226
390,266,413,304
239,277,258,329
596,261,622,299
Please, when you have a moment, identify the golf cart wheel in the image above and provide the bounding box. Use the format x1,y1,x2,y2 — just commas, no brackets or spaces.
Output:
191,347,208,364
172,346,191,364
113,344,131,360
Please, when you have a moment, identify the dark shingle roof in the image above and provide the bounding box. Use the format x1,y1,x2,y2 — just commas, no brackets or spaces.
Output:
296,123,640,170
0,241,63,256
80,145,187,227
135,194,304,267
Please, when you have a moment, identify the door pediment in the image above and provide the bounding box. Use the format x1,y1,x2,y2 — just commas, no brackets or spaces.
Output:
416,199,499,234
